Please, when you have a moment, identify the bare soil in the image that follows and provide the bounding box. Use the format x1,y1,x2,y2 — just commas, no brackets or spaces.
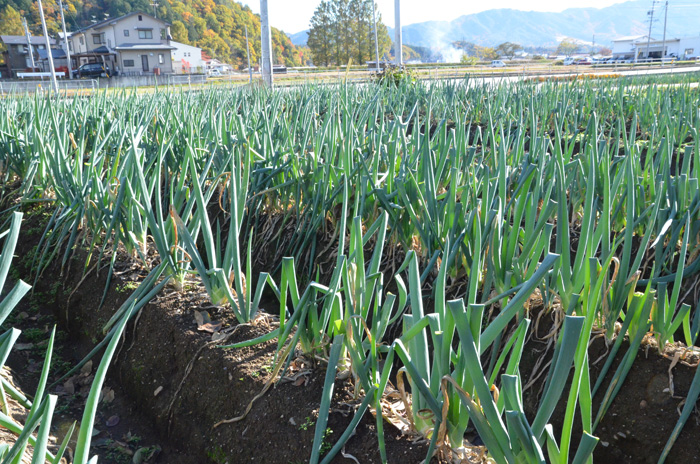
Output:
3,205,699,464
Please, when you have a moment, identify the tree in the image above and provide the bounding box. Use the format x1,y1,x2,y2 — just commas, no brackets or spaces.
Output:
473,45,498,61
171,20,188,43
0,0,302,70
0,4,24,66
307,0,335,66
0,5,24,35
307,0,391,66
557,39,580,57
495,42,523,59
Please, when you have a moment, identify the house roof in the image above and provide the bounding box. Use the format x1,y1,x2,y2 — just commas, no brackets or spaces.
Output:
0,35,56,46
114,43,176,51
72,12,170,34
170,40,202,52
614,35,651,42
37,48,67,60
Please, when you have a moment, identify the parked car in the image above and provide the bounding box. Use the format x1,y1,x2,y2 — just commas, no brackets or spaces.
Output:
574,57,593,65
72,63,114,78
490,60,506,68
208,69,222,77
563,57,575,66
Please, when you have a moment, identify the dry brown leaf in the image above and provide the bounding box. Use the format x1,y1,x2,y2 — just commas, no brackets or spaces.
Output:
101,387,115,404
80,361,93,376
198,322,222,334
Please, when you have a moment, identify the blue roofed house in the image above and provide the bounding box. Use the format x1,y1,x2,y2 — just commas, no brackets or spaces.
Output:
0,35,57,77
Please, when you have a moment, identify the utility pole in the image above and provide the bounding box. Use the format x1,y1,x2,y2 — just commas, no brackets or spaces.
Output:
372,0,380,71
151,1,159,19
37,0,59,93
22,17,36,70
395,0,402,65
58,0,72,79
644,0,658,63
260,0,273,87
245,25,253,85
661,0,668,65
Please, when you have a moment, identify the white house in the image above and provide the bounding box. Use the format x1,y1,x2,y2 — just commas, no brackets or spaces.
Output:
66,12,175,75
170,41,203,74
678,36,700,59
611,35,651,60
613,34,700,61
204,58,233,74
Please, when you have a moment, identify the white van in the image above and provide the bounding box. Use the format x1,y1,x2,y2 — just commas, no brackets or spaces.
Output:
563,57,575,66
490,60,506,68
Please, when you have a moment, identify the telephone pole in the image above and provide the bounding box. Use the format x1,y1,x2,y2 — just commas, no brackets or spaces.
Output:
661,0,669,65
58,0,73,79
22,17,36,70
245,25,253,85
260,0,273,87
395,0,402,65
37,0,59,93
372,0,380,71
644,0,658,62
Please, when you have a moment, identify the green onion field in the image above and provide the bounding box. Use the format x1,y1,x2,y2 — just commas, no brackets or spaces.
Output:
0,75,699,463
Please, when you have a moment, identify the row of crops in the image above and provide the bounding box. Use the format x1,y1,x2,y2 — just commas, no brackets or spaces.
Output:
0,75,699,463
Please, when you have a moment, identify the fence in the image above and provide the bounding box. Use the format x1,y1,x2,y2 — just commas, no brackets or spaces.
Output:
0,78,97,95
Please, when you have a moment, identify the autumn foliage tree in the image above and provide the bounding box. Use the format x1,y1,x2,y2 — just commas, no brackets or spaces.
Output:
0,0,303,69
557,39,580,57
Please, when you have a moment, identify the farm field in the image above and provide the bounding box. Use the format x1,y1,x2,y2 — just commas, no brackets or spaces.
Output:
0,75,699,464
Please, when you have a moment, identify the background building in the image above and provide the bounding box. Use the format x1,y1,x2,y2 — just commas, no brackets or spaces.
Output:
66,12,174,75
171,41,203,74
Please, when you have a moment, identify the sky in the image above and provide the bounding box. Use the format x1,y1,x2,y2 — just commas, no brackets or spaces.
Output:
238,0,631,33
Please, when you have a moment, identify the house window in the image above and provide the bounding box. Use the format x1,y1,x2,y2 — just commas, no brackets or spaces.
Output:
124,30,129,37
138,15,143,21
79,36,84,45
685,48,694,56
124,59,135,67
93,34,101,44
38,44,45,50
160,28,166,40
159,53,164,64
138,30,153,39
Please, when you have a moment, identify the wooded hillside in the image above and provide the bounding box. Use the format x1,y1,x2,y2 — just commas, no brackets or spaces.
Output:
0,0,306,68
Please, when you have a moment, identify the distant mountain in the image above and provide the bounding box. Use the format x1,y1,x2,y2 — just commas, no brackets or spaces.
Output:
288,30,309,46
289,0,700,50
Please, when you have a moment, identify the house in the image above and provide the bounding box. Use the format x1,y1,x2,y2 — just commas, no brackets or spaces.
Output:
170,41,203,74
678,36,700,59
0,35,56,77
204,58,233,74
633,38,681,61
65,12,175,75
611,35,651,61
612,34,700,61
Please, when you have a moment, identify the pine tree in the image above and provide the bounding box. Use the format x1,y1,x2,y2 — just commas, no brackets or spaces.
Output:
308,0,391,66
307,0,335,66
